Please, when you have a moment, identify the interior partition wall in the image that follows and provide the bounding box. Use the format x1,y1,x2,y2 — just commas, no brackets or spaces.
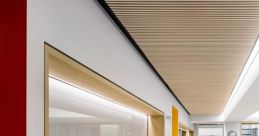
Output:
44,44,165,136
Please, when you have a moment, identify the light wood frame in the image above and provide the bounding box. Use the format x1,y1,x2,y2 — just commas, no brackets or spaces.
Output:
44,43,165,136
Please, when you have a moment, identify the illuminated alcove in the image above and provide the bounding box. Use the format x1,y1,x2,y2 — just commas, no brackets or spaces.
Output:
44,43,165,136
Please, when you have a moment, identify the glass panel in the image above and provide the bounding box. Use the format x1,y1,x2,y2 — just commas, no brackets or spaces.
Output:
198,124,224,136
48,77,148,136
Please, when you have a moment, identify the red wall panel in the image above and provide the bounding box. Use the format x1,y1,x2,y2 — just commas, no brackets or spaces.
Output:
0,1,26,136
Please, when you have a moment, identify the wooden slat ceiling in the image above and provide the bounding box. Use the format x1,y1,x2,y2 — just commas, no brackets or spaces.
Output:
106,0,259,115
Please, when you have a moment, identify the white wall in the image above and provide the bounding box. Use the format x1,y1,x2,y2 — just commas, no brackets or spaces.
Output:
225,122,241,136
27,0,192,136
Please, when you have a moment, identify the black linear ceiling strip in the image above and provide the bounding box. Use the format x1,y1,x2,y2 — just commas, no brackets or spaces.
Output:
96,0,190,115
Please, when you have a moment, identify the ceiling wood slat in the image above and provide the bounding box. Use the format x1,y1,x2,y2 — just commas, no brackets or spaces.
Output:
106,0,259,115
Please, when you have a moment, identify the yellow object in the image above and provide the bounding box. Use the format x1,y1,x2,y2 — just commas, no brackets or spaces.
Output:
172,106,179,136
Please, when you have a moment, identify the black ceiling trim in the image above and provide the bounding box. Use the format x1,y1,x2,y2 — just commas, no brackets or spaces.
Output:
96,0,190,115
